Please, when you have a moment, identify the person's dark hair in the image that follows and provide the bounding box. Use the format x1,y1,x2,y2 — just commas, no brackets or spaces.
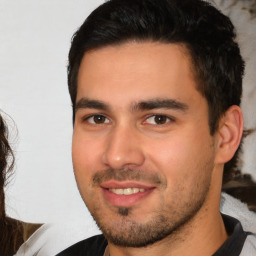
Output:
68,0,244,181
0,114,14,219
0,114,23,256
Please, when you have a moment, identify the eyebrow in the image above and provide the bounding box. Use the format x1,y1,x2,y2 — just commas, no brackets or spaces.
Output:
132,99,188,112
75,98,109,112
75,97,188,113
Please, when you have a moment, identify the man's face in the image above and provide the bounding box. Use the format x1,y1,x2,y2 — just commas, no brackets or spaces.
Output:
72,42,218,247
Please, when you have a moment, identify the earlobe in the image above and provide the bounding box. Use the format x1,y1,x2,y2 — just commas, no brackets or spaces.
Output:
215,105,244,164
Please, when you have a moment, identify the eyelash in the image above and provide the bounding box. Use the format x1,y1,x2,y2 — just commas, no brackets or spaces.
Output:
83,114,110,125
144,115,174,125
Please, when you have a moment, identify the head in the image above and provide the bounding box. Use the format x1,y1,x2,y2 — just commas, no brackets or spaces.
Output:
69,0,244,249
0,114,24,255
68,0,244,133
0,114,14,219
68,0,244,182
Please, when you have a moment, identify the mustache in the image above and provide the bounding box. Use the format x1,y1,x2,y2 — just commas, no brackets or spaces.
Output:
92,168,165,186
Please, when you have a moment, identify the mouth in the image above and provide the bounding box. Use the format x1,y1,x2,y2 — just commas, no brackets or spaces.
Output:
100,181,155,208
108,187,146,195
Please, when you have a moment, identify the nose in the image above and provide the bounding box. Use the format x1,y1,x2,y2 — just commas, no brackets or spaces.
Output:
102,124,145,170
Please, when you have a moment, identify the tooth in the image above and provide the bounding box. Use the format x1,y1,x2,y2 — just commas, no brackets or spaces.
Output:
114,189,124,195
123,188,132,195
132,188,139,193
109,188,145,195
109,188,121,194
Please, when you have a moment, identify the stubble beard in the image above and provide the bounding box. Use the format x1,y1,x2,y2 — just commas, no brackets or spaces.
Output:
82,166,213,248
91,188,210,248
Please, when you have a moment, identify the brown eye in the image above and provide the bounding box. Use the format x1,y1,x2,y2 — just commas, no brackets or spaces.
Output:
87,115,110,124
154,115,167,124
146,115,171,125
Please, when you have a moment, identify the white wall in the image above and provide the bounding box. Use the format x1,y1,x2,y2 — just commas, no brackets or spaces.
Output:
0,0,255,224
0,0,104,223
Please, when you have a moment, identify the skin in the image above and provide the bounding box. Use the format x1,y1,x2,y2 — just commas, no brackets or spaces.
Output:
72,42,243,256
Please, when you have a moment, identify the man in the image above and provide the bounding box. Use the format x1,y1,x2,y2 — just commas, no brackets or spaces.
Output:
57,0,256,255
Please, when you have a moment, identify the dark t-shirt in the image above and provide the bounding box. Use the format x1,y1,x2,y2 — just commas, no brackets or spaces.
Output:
56,214,250,256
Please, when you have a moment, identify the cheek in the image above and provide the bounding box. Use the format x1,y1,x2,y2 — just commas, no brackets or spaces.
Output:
72,133,101,203
72,129,103,167
72,131,103,190
147,130,214,182
147,136,197,168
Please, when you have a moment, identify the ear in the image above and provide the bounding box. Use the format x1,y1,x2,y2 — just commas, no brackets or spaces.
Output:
215,105,244,164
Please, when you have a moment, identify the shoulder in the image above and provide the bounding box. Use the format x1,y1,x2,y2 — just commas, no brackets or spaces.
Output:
213,214,255,256
0,217,41,256
56,234,107,256
240,233,256,256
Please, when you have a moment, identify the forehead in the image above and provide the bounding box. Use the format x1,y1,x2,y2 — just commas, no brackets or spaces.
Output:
76,42,202,107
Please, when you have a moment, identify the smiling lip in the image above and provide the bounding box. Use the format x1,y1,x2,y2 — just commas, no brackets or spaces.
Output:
101,181,155,207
